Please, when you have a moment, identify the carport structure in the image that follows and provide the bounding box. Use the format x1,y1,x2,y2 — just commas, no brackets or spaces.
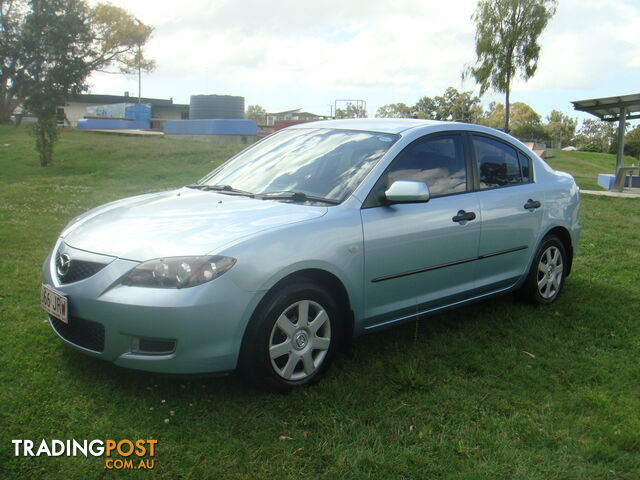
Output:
571,93,640,174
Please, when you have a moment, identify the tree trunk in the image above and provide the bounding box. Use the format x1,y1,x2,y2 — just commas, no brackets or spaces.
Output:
33,115,59,167
138,62,141,104
137,45,142,104
504,83,510,133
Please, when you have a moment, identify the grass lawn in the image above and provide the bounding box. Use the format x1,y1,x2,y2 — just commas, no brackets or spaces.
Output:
1,126,639,479
545,149,638,191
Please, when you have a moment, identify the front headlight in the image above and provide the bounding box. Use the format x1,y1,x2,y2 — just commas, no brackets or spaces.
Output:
122,256,236,289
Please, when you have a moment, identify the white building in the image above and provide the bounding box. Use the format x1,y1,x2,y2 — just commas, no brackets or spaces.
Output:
62,93,189,127
265,109,328,127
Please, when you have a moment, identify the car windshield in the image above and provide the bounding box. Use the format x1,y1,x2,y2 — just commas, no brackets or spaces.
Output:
198,128,398,203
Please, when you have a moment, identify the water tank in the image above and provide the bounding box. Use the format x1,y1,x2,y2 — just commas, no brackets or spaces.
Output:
189,95,245,120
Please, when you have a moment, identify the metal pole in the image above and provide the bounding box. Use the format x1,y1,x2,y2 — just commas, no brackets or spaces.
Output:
138,64,141,104
616,106,626,173
137,45,142,104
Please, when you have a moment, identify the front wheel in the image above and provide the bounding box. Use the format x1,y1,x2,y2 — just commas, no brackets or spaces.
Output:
239,281,341,391
522,235,567,305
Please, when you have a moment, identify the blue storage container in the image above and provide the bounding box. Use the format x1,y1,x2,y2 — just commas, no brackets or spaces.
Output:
86,103,151,121
124,103,152,122
163,119,258,135
597,174,615,190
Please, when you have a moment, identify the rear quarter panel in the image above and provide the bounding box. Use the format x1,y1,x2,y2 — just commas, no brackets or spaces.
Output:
534,158,581,256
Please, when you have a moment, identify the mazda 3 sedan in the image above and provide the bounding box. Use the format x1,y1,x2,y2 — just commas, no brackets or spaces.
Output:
42,119,581,390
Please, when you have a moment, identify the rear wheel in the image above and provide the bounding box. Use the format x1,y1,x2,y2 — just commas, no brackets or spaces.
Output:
239,281,340,391
522,235,567,305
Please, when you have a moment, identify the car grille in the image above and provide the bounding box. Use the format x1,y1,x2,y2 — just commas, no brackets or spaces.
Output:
58,260,107,284
50,315,105,352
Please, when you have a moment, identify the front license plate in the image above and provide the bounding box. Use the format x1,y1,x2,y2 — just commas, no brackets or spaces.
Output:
41,284,68,324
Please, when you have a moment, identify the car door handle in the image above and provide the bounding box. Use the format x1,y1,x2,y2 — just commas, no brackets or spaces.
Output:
524,199,541,210
452,210,476,223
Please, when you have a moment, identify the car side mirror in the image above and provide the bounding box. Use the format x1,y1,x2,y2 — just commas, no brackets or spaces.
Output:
384,180,430,203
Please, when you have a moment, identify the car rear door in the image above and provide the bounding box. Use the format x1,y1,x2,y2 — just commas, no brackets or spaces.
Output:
470,134,542,293
360,133,481,330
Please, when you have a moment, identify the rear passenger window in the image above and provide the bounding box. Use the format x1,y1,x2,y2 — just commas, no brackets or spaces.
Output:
473,135,526,188
518,151,531,183
387,135,467,197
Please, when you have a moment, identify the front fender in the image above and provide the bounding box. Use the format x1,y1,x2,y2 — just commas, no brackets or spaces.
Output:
220,208,366,324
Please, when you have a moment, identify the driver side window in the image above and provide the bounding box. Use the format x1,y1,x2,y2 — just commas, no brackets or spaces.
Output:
387,134,467,197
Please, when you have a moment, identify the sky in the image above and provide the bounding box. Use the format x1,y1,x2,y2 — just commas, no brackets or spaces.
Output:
88,0,640,124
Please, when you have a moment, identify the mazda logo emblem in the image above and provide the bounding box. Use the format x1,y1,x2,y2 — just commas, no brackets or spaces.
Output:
56,253,71,277
293,331,308,350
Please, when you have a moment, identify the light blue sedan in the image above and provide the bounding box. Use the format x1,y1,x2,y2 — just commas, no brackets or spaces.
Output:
42,119,581,390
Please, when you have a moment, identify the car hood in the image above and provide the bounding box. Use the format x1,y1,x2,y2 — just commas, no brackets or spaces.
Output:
62,188,327,261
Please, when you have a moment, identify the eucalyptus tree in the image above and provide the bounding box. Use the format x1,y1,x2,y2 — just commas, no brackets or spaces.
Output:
245,104,267,124
3,0,154,166
465,0,557,132
375,103,413,118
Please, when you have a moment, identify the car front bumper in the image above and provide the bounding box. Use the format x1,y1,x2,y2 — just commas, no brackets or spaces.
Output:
43,240,264,374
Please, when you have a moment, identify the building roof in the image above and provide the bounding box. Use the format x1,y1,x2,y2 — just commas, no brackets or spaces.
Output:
297,112,326,118
268,108,302,115
571,93,640,122
68,94,189,108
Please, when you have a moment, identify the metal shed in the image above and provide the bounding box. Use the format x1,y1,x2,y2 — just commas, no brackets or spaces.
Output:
571,93,640,173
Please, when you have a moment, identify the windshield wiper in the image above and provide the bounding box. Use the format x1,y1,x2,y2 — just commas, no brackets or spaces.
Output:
186,184,255,197
260,191,341,205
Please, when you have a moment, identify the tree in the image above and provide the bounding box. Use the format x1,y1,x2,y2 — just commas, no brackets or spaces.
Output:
505,102,543,140
624,125,640,160
574,119,616,153
335,102,366,119
544,110,577,145
14,0,94,166
478,101,545,139
6,0,154,166
0,0,28,123
439,87,483,123
479,101,506,129
465,0,557,132
414,87,483,123
413,96,438,120
609,122,630,156
375,102,413,118
245,104,267,124
2,1,153,122
96,3,156,103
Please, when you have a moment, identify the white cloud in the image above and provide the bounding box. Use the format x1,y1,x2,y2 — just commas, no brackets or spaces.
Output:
512,0,640,92
92,0,477,91
87,0,640,117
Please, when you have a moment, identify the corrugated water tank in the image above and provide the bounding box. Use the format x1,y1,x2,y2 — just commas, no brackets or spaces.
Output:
189,95,244,119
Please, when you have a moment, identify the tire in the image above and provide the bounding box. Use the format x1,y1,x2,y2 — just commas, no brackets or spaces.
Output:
238,280,341,391
522,235,567,305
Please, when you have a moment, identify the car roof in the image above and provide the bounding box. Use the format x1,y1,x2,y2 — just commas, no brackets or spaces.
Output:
285,118,537,157
286,118,448,134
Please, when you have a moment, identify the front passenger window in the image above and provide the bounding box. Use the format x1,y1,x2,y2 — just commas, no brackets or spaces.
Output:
387,135,467,197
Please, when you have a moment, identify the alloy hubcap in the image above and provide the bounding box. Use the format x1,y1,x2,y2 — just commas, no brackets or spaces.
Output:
269,300,331,381
536,246,563,299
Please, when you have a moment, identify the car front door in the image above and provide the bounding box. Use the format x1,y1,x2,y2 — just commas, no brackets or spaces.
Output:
360,133,482,330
